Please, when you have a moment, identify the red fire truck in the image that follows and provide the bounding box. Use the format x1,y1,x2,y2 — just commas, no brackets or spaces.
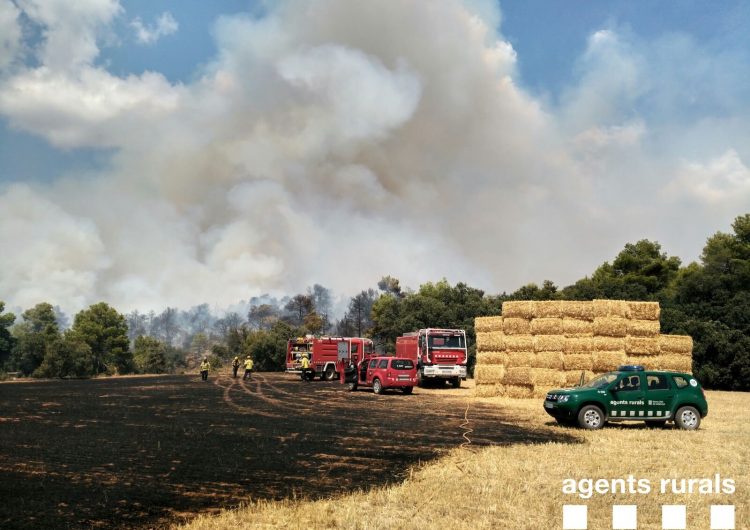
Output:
286,336,374,381
395,328,467,387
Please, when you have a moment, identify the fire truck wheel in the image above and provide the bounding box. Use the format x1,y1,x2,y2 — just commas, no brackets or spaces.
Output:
402,386,413,394
416,370,424,387
372,378,383,395
324,365,336,381
451,377,461,388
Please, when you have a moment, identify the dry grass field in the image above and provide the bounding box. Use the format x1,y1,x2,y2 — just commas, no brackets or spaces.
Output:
181,383,749,530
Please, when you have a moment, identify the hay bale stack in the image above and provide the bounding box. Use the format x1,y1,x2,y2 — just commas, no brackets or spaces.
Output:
535,300,563,318
505,335,534,352
627,301,660,321
593,336,626,351
502,301,535,319
475,384,500,398
503,367,565,386
476,351,507,365
593,316,628,337
659,335,693,356
503,317,531,335
560,301,594,320
593,299,629,318
498,384,534,399
563,370,595,386
563,318,594,336
562,353,594,371
529,351,564,369
474,364,505,384
476,331,505,351
627,355,692,372
592,350,628,371
564,337,594,352
504,351,535,367
533,335,566,353
626,336,660,356
627,319,660,337
531,317,563,335
475,316,504,333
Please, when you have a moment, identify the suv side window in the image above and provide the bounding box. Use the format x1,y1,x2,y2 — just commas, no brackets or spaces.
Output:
378,359,388,369
615,375,641,392
369,359,378,369
646,374,669,390
672,375,689,389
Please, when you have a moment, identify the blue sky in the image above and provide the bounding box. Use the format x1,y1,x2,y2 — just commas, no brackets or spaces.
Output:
0,0,748,313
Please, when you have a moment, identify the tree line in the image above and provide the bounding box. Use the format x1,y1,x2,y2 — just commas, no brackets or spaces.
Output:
1,214,748,390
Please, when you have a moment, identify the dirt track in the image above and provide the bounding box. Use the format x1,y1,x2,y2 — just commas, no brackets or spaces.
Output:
0,373,575,529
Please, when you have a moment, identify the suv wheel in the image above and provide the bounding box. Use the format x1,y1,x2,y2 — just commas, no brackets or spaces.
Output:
675,406,701,430
402,386,413,395
577,405,604,430
373,378,383,395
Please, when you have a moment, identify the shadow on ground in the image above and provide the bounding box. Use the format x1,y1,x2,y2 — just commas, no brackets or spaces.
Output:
0,374,578,529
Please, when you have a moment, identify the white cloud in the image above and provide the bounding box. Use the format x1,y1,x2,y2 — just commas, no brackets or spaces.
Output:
0,0,21,71
131,11,178,45
666,150,750,205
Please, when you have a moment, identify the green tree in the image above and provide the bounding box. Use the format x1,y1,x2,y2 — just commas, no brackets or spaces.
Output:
10,303,61,375
133,336,169,374
0,302,15,369
72,303,132,375
34,330,94,379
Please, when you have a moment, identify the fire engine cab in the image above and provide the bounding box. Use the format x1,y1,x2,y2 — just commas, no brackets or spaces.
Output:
286,336,374,381
395,328,467,387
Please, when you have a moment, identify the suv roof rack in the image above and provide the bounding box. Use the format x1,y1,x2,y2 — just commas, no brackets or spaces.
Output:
617,365,645,372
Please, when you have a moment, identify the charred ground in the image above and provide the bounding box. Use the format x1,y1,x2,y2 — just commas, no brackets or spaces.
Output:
0,373,576,529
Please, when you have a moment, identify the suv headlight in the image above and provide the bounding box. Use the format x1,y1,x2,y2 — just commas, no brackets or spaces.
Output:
558,395,570,403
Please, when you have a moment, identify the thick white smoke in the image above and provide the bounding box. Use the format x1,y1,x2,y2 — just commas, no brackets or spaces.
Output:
0,0,748,314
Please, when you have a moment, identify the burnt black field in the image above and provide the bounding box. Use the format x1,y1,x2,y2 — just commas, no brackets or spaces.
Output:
0,373,574,529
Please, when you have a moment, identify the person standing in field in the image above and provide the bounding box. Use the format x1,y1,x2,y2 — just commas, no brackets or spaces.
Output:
200,358,210,381
300,352,312,382
232,356,240,378
243,356,254,380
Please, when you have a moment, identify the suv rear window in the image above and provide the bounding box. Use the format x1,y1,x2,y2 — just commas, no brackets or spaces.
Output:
391,359,414,370
672,375,689,388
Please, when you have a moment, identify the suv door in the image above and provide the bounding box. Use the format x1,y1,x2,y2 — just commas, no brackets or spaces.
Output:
366,359,378,384
644,373,676,420
608,374,646,419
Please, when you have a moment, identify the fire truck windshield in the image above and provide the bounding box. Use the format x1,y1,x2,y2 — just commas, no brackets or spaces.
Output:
364,342,373,354
428,334,465,349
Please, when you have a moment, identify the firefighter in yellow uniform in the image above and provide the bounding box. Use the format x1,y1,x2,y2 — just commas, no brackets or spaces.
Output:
243,356,254,380
200,358,210,381
300,353,312,382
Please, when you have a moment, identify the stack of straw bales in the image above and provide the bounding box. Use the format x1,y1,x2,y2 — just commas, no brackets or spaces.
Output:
474,300,693,398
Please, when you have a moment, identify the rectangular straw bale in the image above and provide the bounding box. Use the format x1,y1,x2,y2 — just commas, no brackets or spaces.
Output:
593,316,627,337
534,335,566,352
475,351,507,366
474,316,504,333
625,336,660,356
503,317,531,335
498,384,534,399
564,336,594,352
562,318,594,336
592,350,627,371
504,367,564,386
627,355,692,372
530,317,563,335
476,331,505,352
658,335,693,356
504,351,534,368
593,336,626,351
474,364,506,384
560,300,594,320
475,384,500,398
504,335,534,352
529,351,564,369
593,299,629,318
502,301,535,319
626,319,660,337
532,385,558,399
626,301,661,321
564,370,596,386
534,300,563,318
562,353,594,371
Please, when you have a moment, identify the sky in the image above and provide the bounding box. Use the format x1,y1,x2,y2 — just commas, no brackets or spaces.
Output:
0,0,748,315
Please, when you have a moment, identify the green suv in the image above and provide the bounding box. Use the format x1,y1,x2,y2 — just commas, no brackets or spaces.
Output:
543,366,708,430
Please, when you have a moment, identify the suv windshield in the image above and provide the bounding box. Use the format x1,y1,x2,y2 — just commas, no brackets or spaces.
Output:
391,359,414,370
428,334,465,349
580,373,618,389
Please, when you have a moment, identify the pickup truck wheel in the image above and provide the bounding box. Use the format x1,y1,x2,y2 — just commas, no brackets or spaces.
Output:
324,365,336,381
402,386,413,395
373,378,383,395
577,405,604,430
451,377,461,388
675,406,701,430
